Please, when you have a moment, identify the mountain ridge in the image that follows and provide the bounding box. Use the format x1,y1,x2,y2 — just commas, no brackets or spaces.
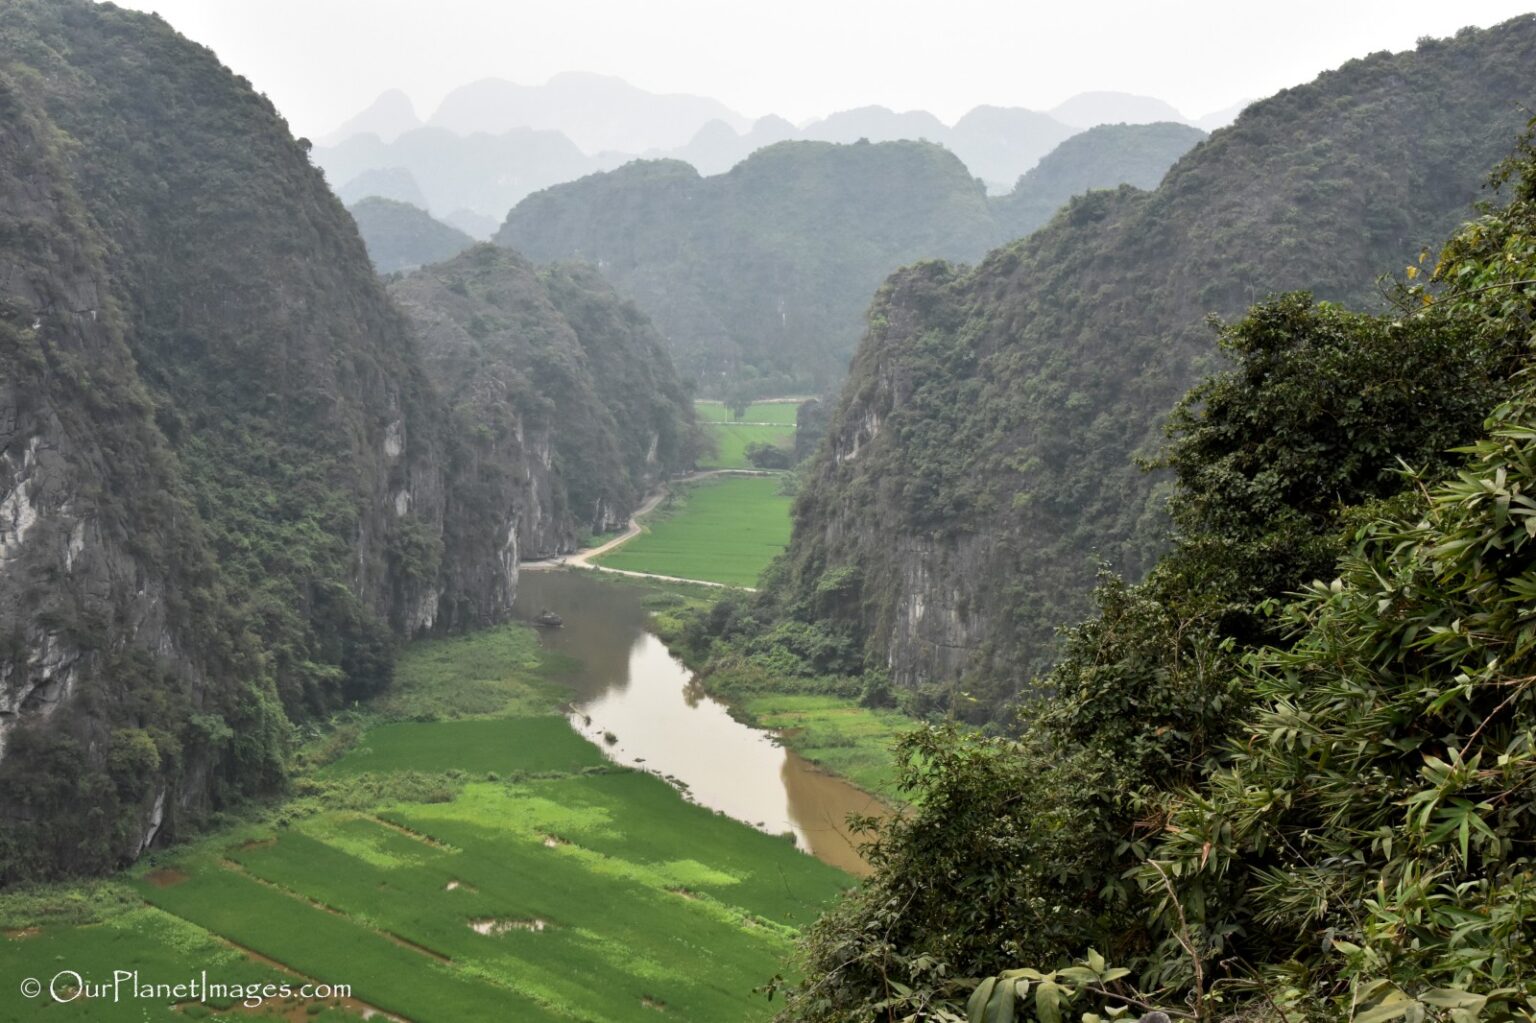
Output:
766,16,1536,710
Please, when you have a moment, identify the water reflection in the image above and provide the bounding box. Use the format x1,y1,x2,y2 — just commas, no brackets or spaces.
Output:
514,572,886,875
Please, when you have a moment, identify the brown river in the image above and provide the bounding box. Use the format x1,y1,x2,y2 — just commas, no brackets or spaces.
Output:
512,571,885,875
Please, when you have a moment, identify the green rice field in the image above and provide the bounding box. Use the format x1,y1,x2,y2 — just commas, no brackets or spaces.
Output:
698,422,794,470
594,477,793,587
694,400,804,425
0,625,851,1023
694,398,799,469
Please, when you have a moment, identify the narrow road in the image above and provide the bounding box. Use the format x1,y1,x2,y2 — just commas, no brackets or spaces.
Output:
519,468,785,590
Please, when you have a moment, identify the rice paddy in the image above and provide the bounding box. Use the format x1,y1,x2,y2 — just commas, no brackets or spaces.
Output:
0,625,853,1023
594,477,793,588
693,400,804,425
694,399,801,469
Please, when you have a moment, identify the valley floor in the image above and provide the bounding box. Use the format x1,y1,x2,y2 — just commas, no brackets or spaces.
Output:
0,625,852,1023
0,395,917,1023
593,476,793,589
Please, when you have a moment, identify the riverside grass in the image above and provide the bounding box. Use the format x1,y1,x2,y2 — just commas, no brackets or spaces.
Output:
0,624,851,1023
733,695,910,799
595,477,792,588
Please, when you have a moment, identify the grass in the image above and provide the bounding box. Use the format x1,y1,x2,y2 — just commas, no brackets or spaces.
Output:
320,717,607,777
1,620,853,1023
698,423,795,470
735,695,913,799
595,477,792,587
695,398,800,470
694,400,804,426
1,902,298,1022
369,623,570,721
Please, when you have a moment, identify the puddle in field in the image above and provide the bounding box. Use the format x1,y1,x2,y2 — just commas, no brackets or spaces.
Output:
514,572,887,875
470,917,548,935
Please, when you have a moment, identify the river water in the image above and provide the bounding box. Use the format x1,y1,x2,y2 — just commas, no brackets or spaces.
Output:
512,571,885,875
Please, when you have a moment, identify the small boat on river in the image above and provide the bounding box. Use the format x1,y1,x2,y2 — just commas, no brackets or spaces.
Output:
535,610,564,628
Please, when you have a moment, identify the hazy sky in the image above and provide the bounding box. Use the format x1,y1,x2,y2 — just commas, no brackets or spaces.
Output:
115,0,1536,138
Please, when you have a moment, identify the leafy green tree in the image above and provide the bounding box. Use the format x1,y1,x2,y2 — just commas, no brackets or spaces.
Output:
1148,383,1536,1014
744,440,792,469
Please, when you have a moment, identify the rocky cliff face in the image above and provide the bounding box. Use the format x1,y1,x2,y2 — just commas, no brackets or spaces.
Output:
389,245,698,571
0,60,286,879
0,0,694,880
780,18,1536,709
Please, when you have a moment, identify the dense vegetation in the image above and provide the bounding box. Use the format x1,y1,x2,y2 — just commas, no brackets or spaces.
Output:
0,0,444,880
349,196,474,272
991,122,1208,240
755,18,1536,716
0,0,695,883
770,120,1536,1023
500,142,999,396
499,126,1205,397
388,244,701,564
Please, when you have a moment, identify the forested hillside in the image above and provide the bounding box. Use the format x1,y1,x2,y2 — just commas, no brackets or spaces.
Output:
388,244,700,562
499,127,1205,396
0,0,694,882
349,196,475,272
991,121,1208,239
499,141,999,395
761,18,1536,713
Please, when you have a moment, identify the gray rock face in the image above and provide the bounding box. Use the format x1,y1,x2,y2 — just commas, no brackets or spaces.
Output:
389,245,698,577
0,70,237,869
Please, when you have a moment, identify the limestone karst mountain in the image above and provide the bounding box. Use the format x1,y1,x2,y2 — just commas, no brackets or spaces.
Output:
0,0,695,882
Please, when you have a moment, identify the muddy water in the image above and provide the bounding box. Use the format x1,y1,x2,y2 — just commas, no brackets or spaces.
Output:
513,571,885,875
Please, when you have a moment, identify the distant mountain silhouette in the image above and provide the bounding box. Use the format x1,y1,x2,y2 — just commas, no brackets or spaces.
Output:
800,105,951,143
1049,90,1189,127
442,208,501,240
427,72,751,153
319,88,421,145
664,114,800,174
336,165,428,208
666,104,1079,191
1193,98,1253,130
314,126,623,217
319,80,1210,215
948,106,1078,188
